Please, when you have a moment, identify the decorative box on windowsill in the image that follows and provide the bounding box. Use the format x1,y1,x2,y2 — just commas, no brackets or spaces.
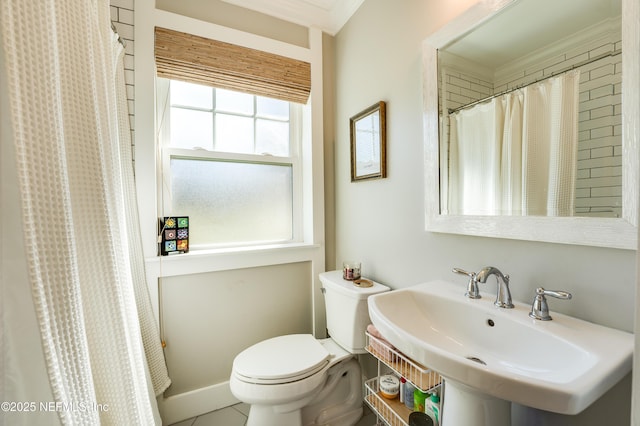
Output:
159,216,189,255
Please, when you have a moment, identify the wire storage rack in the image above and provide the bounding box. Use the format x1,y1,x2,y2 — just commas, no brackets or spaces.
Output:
364,332,442,426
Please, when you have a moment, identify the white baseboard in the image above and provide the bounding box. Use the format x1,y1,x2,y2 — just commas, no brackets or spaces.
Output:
158,381,240,425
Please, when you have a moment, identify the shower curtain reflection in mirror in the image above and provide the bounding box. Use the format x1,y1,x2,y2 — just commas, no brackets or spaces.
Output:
444,70,580,216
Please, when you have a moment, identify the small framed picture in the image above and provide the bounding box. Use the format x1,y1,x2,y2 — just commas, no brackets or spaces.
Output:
350,101,387,181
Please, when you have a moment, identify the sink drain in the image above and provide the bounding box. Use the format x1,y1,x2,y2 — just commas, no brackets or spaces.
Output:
466,356,487,365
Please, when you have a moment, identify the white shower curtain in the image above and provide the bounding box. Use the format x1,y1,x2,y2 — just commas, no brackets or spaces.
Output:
448,98,503,215
499,90,524,215
113,17,172,401
448,70,580,216
1,1,168,424
521,70,581,216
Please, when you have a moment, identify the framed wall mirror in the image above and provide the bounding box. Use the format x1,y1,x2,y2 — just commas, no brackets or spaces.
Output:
422,0,638,249
350,101,387,181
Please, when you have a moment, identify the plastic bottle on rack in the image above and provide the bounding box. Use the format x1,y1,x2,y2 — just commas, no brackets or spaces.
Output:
413,388,429,412
404,379,415,410
426,392,440,426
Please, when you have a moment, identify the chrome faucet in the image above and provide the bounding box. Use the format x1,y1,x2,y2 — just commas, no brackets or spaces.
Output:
529,287,572,321
452,267,481,299
476,266,514,308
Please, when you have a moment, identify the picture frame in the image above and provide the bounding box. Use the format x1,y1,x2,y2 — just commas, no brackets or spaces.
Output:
350,101,387,181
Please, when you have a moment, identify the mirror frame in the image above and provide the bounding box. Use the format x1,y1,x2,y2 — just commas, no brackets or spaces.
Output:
350,101,387,181
422,0,638,250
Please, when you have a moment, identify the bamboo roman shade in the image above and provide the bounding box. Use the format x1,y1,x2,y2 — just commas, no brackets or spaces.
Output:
154,27,311,104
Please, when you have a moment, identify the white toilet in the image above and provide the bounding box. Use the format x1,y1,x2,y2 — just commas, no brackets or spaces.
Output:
230,270,390,426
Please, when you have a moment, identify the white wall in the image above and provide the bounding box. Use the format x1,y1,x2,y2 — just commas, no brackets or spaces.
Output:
160,262,312,397
334,0,635,424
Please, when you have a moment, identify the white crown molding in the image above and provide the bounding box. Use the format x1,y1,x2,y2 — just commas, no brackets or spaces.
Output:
327,0,366,34
495,16,621,81
220,0,365,35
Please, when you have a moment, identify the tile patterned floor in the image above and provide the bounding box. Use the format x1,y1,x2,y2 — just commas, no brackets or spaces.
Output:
168,403,378,426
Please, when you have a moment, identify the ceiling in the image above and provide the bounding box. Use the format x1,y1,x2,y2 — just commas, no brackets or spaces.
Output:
220,0,365,35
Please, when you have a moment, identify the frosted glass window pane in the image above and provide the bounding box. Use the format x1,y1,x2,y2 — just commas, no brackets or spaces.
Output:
170,158,293,245
170,108,213,149
257,96,289,120
170,80,212,109
256,119,289,156
216,89,254,115
215,114,254,153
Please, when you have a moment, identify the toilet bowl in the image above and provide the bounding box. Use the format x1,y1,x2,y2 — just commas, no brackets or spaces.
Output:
230,335,360,426
229,270,390,426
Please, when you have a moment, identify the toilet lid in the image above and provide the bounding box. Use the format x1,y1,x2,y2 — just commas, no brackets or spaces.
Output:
233,334,330,383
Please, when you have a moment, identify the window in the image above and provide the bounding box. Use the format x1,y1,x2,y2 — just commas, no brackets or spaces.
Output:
159,79,302,248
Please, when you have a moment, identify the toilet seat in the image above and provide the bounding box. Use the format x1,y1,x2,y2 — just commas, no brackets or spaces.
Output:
233,334,330,385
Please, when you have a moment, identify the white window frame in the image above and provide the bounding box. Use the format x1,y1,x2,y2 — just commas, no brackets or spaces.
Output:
157,78,304,249
135,7,327,341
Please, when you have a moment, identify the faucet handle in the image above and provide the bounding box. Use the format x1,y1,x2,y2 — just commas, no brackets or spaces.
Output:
529,287,572,321
539,288,572,300
452,268,481,299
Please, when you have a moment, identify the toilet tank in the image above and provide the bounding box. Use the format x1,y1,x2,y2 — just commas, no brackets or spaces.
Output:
319,270,390,354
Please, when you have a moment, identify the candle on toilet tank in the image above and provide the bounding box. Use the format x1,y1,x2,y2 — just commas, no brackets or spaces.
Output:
342,261,361,280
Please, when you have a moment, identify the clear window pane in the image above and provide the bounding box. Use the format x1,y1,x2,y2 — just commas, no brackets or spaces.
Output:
215,114,254,153
170,80,212,109
170,107,213,149
256,119,289,156
170,158,293,245
257,96,289,120
216,89,254,115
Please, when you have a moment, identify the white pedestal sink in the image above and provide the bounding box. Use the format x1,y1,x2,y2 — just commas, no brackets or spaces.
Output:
368,280,633,426
441,380,510,426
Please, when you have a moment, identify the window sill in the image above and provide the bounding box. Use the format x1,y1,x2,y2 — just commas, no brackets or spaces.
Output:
145,242,322,278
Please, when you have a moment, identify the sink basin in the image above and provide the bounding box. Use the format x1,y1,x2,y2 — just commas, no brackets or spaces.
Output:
368,280,633,416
